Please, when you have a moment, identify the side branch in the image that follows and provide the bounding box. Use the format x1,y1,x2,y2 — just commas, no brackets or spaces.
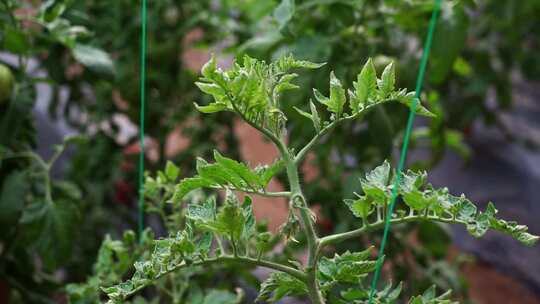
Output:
108,255,306,301
294,114,358,164
209,186,291,198
319,214,466,247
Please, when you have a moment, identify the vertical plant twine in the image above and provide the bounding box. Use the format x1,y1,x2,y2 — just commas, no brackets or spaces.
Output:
138,0,148,240
368,0,442,302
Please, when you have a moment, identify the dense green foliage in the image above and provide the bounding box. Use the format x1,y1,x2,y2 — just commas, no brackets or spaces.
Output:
0,0,114,300
1,0,539,303
0,0,239,300
102,55,538,303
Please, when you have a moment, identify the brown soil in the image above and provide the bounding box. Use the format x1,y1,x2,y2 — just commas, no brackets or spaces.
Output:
463,263,540,304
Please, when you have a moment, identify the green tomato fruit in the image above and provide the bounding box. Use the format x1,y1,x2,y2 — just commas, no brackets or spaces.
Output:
0,64,15,103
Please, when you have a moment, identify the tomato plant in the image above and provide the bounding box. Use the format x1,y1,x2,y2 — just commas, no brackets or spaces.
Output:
224,1,540,296
101,55,538,303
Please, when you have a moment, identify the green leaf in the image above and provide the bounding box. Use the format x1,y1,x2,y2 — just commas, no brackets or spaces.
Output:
318,248,376,285
172,230,196,256
273,0,296,30
329,71,346,117
454,198,477,222
256,272,307,302
360,161,390,202
430,4,469,84
3,27,30,54
408,286,456,304
341,288,369,301
402,188,433,211
397,92,435,117
400,170,427,192
38,0,66,22
195,102,229,113
344,196,373,220
294,106,313,120
291,60,326,69
315,72,346,118
201,54,218,79
274,54,325,71
256,232,274,254
55,181,83,200
294,100,321,132
489,213,539,247
63,134,88,146
187,197,217,223
173,177,213,202
313,88,330,107
0,171,28,236
275,73,299,93
242,196,256,239
214,150,262,190
351,58,377,111
165,161,180,181
309,100,322,132
72,44,115,76
197,159,244,188
257,159,284,187
335,260,377,283
195,82,227,100
197,232,213,256
196,191,245,241
20,199,80,269
196,54,321,132
380,282,402,302
377,61,395,98
175,152,281,201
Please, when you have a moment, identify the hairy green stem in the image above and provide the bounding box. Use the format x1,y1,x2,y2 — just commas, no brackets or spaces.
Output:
117,255,306,299
294,113,361,164
283,151,325,304
209,186,291,198
319,214,466,247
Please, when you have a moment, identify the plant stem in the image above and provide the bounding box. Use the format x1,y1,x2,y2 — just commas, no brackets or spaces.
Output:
117,255,307,299
283,151,325,304
209,186,291,198
294,113,361,164
319,214,467,247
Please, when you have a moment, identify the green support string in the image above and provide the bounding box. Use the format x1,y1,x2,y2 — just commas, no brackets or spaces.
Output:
138,0,147,240
367,0,442,302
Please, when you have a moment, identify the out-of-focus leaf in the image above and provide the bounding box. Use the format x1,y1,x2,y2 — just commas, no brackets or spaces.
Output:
430,4,469,83
3,27,30,54
273,0,295,30
20,199,80,269
0,171,28,237
72,44,115,76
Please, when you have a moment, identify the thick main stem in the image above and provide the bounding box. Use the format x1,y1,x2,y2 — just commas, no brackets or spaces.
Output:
284,153,325,304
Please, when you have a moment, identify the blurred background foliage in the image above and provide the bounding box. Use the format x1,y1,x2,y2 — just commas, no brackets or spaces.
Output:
0,0,539,303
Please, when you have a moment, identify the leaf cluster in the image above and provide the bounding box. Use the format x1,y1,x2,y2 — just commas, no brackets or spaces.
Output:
173,151,284,202
342,161,538,247
102,54,538,304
